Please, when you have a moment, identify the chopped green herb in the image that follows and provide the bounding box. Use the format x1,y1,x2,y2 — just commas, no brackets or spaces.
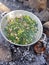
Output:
4,15,38,45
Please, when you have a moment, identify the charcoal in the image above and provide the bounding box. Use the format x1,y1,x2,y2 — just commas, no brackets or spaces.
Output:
18,0,24,3
23,1,29,7
11,47,23,61
47,0,49,8
43,63,47,65
0,61,8,65
9,62,16,65
44,53,49,65
24,54,36,62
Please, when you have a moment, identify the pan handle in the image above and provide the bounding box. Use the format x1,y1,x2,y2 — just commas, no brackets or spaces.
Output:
40,33,47,47
0,12,7,31
1,12,7,18
40,33,47,42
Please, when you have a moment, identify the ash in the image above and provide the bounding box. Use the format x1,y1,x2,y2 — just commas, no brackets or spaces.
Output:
0,33,48,65
0,0,49,65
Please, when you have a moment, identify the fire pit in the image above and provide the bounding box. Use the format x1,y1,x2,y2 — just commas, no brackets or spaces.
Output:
0,0,49,65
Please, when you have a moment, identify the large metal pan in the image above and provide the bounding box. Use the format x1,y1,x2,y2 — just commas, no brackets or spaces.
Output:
0,10,43,46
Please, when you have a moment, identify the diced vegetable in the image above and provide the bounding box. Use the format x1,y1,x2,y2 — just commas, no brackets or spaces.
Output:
4,15,38,45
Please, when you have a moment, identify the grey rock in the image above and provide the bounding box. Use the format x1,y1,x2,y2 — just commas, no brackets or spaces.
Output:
0,44,12,62
34,10,49,22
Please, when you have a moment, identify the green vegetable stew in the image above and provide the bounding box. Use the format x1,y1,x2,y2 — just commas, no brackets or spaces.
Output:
4,15,38,45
